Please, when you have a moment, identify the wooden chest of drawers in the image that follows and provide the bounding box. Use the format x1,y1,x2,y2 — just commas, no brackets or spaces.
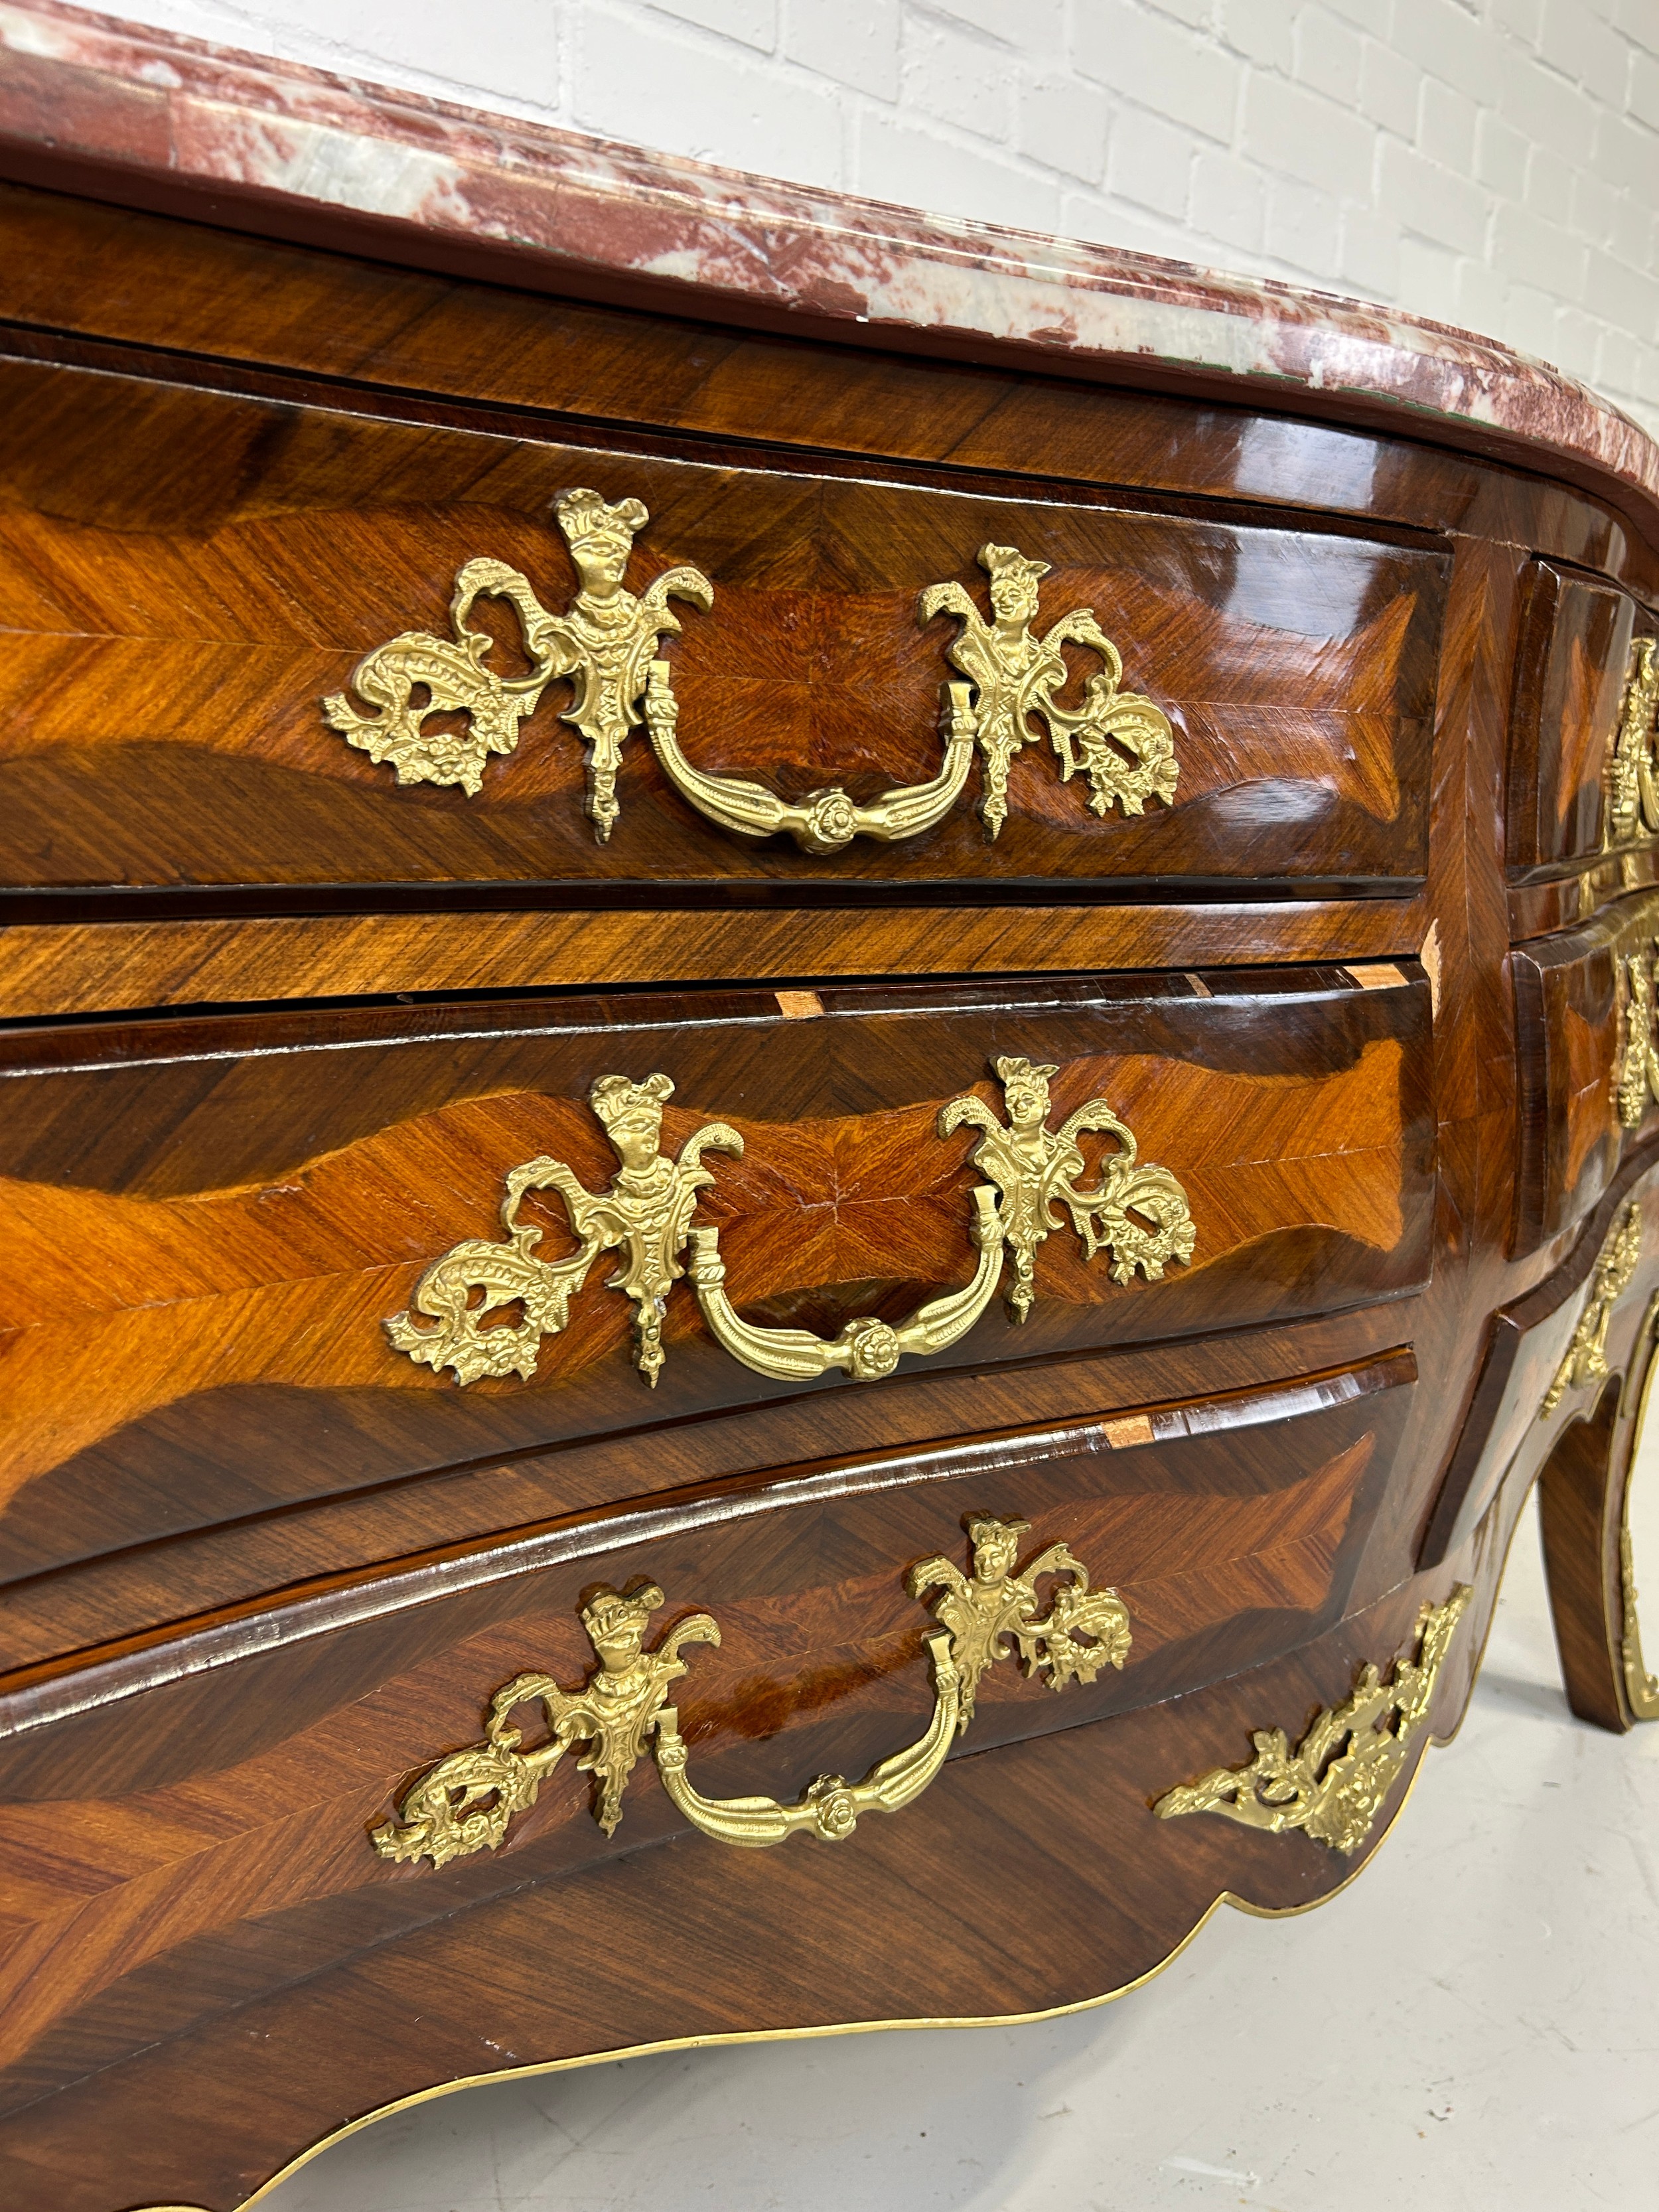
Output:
3,11,1659,2209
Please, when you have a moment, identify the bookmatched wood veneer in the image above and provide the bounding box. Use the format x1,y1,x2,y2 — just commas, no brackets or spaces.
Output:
0,26,1657,2201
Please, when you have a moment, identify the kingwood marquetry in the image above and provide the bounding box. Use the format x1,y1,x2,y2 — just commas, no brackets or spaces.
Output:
1,15,1658,2208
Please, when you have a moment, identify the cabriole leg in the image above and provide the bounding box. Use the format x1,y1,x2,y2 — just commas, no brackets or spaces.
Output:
1539,1338,1659,1730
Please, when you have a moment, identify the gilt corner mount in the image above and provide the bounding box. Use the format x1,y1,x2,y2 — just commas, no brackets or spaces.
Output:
323,487,1179,849
1152,1585,1471,1856
1541,1200,1643,1418
1605,635,1659,850
386,1056,1196,1392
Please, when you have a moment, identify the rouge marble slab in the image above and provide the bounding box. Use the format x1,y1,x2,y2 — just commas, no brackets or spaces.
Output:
0,0,1654,530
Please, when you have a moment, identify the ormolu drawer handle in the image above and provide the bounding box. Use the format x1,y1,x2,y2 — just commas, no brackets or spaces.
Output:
653,1630,960,1847
643,661,979,854
685,1186,1006,1383
372,1517,1129,1867
386,1056,1194,1390
651,1517,1133,1854
324,486,1178,847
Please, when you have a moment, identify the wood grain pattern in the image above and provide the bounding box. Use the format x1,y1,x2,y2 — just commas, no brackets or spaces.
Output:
1538,1376,1634,1730
1420,1153,1659,1568
1508,846,1659,940
0,969,1432,1584
0,1354,1411,2180
0,1355,1411,1727
0,156,1655,2212
0,899,1436,1021
0,184,1538,534
0,178,1650,598
0,1548,1490,2212
1510,887,1659,1253
0,1312,1417,1678
0,353,1444,893
1506,558,1657,878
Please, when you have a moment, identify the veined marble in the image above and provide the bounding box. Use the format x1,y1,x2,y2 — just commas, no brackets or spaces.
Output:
0,0,1654,510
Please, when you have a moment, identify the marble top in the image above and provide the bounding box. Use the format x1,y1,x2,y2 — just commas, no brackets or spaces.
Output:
1,0,1656,519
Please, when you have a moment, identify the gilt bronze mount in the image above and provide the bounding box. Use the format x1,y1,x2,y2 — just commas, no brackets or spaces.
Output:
387,1074,741,1389
921,542,1178,838
325,488,712,839
1615,946,1659,1129
372,1582,719,1867
1542,1201,1644,1417
387,1057,1195,1390
1153,1586,1471,1856
909,1514,1133,1730
1605,636,1659,849
325,489,1178,849
376,1516,1128,1866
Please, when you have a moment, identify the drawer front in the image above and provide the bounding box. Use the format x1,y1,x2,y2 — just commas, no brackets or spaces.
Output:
0,1348,1413,2117
0,966,1435,1585
1507,558,1659,877
1512,888,1659,1252
0,356,1443,890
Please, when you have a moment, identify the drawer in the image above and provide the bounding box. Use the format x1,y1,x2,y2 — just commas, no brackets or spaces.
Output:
1422,1164,1659,1568
0,355,1445,891
1507,558,1659,879
0,966,1435,1589
0,1346,1415,2144
1512,887,1659,1252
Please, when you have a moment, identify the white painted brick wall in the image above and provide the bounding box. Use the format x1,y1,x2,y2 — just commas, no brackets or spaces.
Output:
94,0,1659,435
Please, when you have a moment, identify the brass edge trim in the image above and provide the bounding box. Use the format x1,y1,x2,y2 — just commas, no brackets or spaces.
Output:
132,1737,1446,2212
1617,1296,1659,1721
0,1355,1410,1739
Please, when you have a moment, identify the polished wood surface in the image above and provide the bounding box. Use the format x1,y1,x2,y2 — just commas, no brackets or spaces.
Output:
0,1353,1410,2120
0,183,1596,538
1506,558,1647,876
0,1309,1414,1681
0,899,1432,1021
0,1561,1486,2212
1420,1150,1659,1568
0,156,1655,2212
0,348,1441,892
1513,557,1654,885
0,968,1432,1589
1538,1375,1632,1731
1510,885,1658,1252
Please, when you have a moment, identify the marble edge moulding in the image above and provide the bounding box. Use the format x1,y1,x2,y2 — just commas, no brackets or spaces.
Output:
0,0,1654,517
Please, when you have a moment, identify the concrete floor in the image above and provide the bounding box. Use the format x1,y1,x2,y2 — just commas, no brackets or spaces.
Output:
264,1484,1659,2212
